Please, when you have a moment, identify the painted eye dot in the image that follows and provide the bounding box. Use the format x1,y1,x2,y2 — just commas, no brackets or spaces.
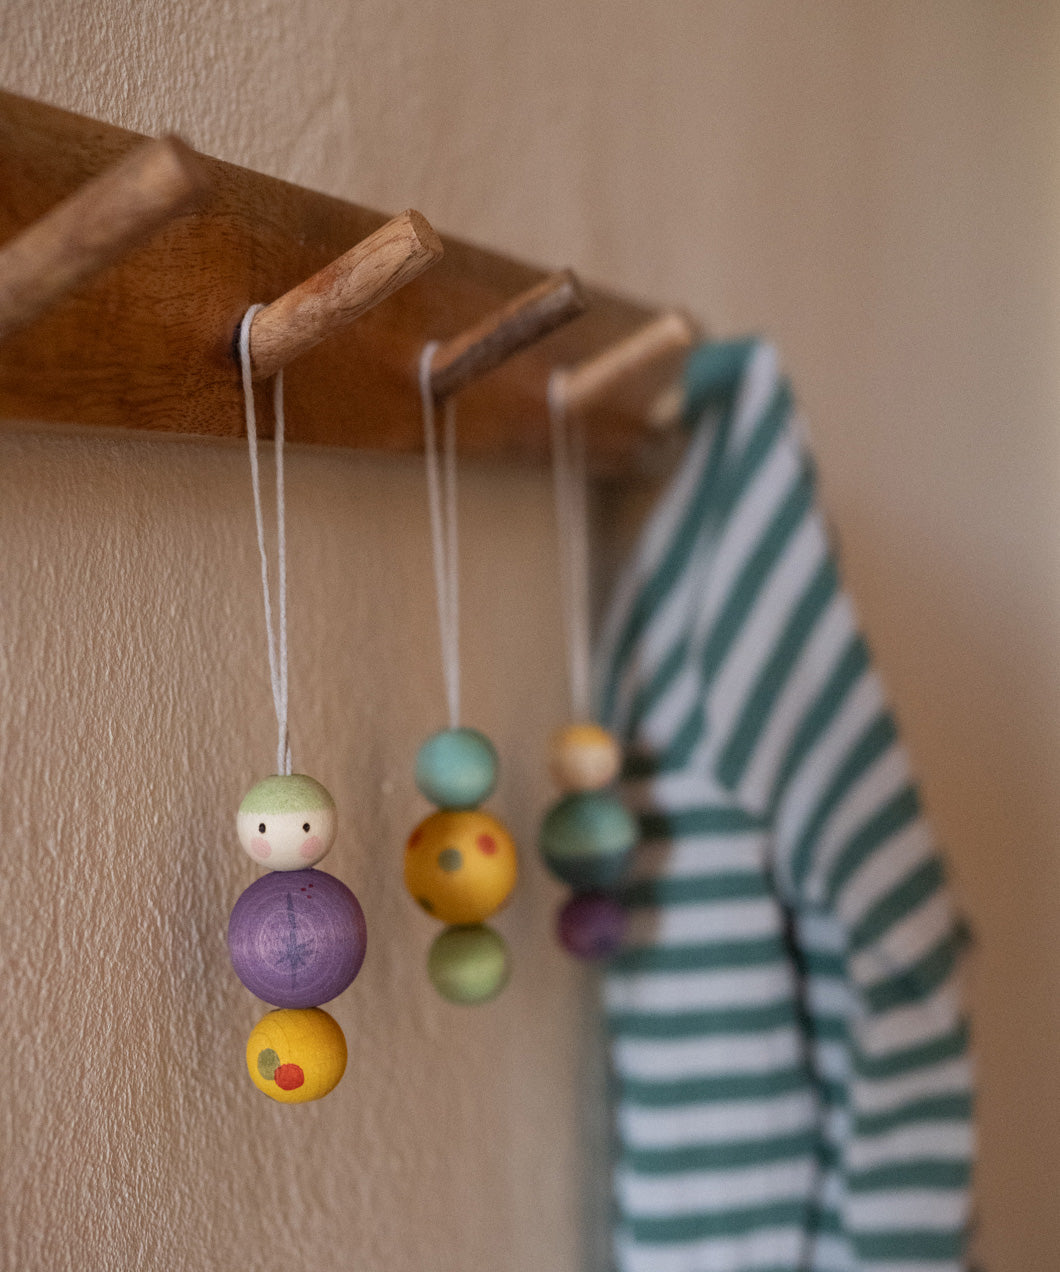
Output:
303,822,310,832
258,823,266,834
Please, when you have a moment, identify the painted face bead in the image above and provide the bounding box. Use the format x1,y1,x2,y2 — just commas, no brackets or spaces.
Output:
245,1008,347,1103
427,924,511,1005
404,809,518,925
549,722,622,792
414,727,499,809
236,774,337,871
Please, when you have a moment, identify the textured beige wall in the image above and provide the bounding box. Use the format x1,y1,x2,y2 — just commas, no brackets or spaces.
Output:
2,2,1058,1269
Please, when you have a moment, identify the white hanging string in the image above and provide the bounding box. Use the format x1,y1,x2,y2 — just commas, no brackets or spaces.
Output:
418,342,461,729
547,370,592,720
238,305,292,776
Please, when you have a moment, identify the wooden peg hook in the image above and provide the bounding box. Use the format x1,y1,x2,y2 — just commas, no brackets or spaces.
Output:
428,269,587,400
551,310,699,416
246,210,443,380
0,135,209,340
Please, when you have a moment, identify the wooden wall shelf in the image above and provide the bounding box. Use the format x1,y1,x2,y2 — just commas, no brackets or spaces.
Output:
0,91,692,476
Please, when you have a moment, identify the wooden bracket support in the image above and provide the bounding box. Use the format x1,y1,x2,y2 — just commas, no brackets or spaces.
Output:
0,91,693,475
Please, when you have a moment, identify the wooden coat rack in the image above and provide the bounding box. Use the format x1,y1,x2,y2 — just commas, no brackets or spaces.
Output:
0,91,697,475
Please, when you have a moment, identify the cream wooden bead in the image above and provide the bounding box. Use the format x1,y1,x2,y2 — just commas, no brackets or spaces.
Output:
549,723,622,791
236,774,337,871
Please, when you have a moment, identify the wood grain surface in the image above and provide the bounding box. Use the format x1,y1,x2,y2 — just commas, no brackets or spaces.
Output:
0,91,686,474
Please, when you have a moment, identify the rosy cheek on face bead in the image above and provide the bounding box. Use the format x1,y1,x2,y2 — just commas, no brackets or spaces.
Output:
250,837,271,861
300,835,322,860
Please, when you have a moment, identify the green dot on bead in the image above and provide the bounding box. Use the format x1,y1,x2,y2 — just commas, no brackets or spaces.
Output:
415,728,498,809
427,925,510,1005
437,847,463,872
256,1048,281,1080
538,791,637,890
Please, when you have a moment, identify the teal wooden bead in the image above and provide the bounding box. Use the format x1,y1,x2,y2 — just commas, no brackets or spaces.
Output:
539,791,638,890
415,727,499,809
427,924,511,1005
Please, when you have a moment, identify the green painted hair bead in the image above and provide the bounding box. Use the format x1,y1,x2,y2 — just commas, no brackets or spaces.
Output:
239,774,335,816
415,727,499,809
427,924,511,1005
539,791,638,890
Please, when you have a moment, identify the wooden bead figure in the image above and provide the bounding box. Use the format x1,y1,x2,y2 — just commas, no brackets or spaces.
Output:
228,867,367,1008
405,808,518,925
232,312,369,1100
246,1007,347,1104
540,367,641,961
427,924,511,1005
236,774,337,870
411,344,521,1000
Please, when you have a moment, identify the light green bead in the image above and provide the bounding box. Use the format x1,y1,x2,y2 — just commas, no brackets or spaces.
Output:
415,728,499,809
239,774,335,816
427,924,510,1005
539,791,637,890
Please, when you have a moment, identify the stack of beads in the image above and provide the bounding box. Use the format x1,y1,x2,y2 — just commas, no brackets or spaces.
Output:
404,727,518,1004
539,723,636,960
228,775,367,1103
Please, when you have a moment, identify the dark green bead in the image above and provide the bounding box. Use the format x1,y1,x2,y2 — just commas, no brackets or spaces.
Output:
539,791,637,889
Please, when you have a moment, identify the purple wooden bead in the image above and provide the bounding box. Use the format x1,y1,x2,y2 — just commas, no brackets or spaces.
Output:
228,868,367,1008
556,892,627,961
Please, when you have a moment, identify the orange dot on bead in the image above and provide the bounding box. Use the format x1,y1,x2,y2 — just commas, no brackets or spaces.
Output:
274,1063,305,1091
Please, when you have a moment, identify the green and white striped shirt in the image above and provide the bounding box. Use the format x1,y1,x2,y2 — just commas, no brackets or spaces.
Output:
598,340,973,1272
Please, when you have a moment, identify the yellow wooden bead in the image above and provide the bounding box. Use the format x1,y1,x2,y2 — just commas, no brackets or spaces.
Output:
245,1007,347,1104
549,722,622,791
404,809,518,925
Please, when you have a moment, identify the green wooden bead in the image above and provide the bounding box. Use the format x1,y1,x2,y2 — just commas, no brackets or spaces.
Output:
427,924,510,1005
539,791,637,890
415,728,499,809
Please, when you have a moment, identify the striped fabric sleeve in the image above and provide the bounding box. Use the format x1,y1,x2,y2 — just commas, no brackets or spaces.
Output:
682,343,975,1269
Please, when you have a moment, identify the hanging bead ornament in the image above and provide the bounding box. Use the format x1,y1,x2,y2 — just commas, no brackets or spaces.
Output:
404,343,518,1004
227,307,367,1102
539,373,636,960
